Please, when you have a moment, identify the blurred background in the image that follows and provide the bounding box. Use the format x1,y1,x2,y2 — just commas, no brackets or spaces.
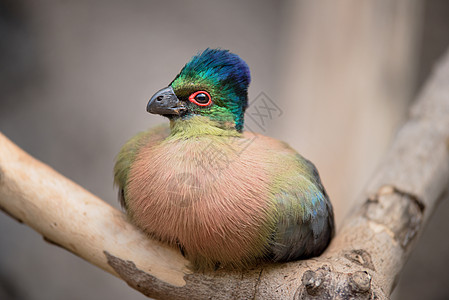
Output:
0,0,448,299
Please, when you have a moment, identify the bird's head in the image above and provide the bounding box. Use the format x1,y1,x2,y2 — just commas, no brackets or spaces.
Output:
147,49,250,132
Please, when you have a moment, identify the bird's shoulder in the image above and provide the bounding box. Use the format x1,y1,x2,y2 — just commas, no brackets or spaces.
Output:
241,132,319,179
114,124,171,207
242,132,334,260
268,154,334,261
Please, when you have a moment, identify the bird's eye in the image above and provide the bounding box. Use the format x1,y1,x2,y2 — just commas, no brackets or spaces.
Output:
188,91,212,106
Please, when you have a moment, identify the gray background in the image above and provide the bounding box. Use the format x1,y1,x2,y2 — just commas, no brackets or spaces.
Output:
1,1,448,299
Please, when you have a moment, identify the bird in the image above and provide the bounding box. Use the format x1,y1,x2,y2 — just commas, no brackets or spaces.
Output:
114,48,334,270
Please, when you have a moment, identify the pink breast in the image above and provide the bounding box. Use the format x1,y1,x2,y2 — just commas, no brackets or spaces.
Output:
126,133,288,265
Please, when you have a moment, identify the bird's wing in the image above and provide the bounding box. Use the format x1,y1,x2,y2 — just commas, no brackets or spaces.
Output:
113,124,171,208
269,154,335,261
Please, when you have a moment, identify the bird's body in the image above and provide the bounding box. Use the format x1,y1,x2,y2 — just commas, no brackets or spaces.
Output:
114,49,334,270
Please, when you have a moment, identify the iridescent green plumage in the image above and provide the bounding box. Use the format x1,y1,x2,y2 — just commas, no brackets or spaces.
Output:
170,48,250,131
114,49,334,270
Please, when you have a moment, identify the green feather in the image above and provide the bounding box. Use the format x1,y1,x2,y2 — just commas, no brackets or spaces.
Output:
114,125,170,208
170,49,250,131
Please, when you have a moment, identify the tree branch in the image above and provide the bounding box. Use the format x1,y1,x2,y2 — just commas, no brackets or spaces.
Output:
1,48,449,299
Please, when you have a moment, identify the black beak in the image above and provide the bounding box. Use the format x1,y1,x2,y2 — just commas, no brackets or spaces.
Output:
147,86,187,116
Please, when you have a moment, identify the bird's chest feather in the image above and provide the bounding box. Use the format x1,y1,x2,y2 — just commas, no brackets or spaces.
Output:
125,134,284,263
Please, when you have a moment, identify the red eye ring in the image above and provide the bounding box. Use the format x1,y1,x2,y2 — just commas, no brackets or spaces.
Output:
188,91,212,106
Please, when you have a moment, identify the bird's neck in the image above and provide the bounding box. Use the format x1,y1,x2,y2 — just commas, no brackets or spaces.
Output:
168,115,241,139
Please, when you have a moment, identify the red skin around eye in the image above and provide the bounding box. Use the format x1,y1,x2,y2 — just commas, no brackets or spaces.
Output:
188,91,212,106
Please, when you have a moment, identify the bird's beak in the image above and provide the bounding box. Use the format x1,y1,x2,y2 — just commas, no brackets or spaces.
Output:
147,86,187,116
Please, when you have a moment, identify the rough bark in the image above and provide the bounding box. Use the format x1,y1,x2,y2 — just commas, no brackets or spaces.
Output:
1,49,449,299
